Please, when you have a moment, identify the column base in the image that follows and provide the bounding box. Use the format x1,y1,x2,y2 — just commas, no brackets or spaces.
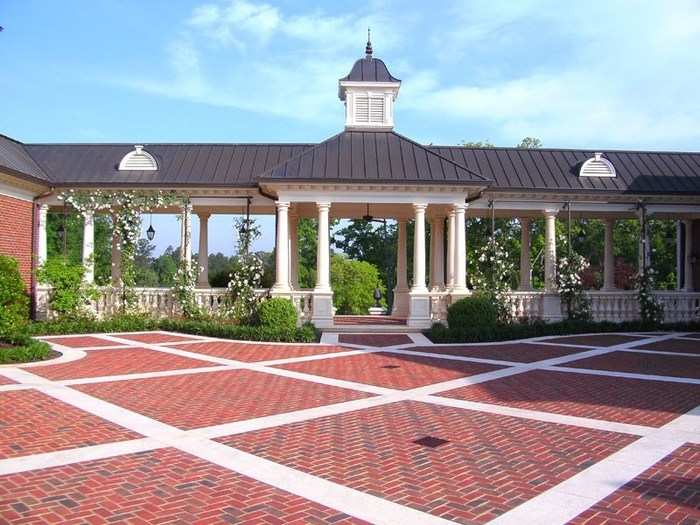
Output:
270,285,292,296
449,287,471,300
407,291,431,329
311,291,334,328
392,288,410,317
542,293,563,323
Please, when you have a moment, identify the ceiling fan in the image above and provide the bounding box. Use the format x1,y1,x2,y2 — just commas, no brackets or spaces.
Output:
362,204,387,224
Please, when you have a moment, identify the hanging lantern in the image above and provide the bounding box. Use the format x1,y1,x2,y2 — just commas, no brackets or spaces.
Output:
146,213,156,241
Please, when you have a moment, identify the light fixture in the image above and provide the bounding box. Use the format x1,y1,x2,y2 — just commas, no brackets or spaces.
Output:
146,213,155,241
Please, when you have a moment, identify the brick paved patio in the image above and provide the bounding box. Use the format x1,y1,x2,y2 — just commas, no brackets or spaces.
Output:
0,330,698,524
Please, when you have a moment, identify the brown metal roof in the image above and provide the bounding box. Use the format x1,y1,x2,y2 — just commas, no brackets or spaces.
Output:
24,143,314,187
339,57,400,83
260,131,488,185
430,146,700,195
0,134,50,183
0,132,698,195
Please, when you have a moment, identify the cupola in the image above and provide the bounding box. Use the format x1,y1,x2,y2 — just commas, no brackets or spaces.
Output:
338,31,401,130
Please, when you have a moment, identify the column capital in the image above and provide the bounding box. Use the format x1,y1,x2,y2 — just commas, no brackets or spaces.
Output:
519,216,531,225
412,203,428,212
181,201,193,211
316,201,331,211
452,202,468,212
543,208,559,217
276,201,291,210
38,203,49,212
196,211,211,220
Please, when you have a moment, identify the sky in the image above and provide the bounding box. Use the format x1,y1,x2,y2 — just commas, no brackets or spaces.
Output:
2,0,700,255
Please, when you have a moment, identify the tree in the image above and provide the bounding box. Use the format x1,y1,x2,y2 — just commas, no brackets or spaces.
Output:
330,254,385,315
333,220,396,304
152,246,178,286
460,140,494,147
517,137,543,148
134,238,158,287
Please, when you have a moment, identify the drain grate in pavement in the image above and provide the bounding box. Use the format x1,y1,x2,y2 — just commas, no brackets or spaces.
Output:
413,436,450,448
380,365,401,369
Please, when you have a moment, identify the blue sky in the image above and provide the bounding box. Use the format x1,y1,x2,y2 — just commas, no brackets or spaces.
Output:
2,0,700,254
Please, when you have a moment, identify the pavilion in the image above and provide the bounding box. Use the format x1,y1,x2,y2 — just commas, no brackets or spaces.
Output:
0,38,699,328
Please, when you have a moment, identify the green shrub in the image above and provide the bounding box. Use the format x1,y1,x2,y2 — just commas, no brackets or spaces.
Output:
427,318,699,344
0,255,29,337
331,255,385,315
256,298,297,330
159,318,317,343
36,257,96,317
447,294,499,329
30,313,159,336
0,332,51,364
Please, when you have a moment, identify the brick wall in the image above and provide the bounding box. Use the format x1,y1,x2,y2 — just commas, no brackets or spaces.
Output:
0,193,34,289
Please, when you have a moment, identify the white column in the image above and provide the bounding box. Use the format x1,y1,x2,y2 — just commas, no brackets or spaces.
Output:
314,202,331,293
603,218,616,291
180,203,192,268
271,201,291,293
111,214,121,286
311,202,334,328
392,219,409,317
289,211,299,290
542,208,562,321
82,210,95,284
452,203,468,295
543,210,558,293
446,209,455,290
408,203,431,328
197,213,210,287
37,204,48,267
683,219,694,291
411,203,428,293
519,217,532,291
429,218,445,290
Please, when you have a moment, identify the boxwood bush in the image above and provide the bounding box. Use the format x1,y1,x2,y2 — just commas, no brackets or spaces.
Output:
0,255,29,337
0,332,51,364
256,298,297,331
447,294,498,329
429,318,700,344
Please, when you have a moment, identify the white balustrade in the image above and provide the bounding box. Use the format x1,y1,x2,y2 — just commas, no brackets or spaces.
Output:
509,291,545,320
429,290,450,323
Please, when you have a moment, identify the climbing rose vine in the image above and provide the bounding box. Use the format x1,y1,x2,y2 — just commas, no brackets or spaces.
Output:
636,268,664,324
472,237,515,323
557,252,592,320
224,216,264,322
59,190,180,311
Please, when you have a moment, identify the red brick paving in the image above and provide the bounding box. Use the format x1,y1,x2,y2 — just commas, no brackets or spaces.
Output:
440,369,700,427
30,347,217,380
541,334,648,347
0,389,140,459
636,338,700,355
0,447,367,524
42,336,118,348
165,340,350,362
338,334,413,347
220,400,636,524
404,343,586,363
76,369,372,430
0,375,15,386
276,352,503,390
570,444,700,525
112,332,203,344
566,351,700,379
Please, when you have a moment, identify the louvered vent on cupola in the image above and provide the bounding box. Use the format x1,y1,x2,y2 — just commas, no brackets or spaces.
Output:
579,152,616,178
118,145,158,171
353,95,386,125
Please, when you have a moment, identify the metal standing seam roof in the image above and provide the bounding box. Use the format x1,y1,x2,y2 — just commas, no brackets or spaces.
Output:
23,143,314,187
0,134,50,183
259,131,488,185
339,57,401,83
429,146,700,195
2,133,700,195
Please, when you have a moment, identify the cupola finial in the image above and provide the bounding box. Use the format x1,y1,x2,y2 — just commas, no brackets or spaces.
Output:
365,27,372,58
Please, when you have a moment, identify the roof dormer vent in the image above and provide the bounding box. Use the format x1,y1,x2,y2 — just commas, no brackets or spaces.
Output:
119,145,158,171
580,152,616,178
